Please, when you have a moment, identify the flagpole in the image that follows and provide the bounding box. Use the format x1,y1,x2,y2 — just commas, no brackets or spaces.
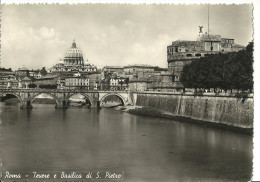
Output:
208,4,210,37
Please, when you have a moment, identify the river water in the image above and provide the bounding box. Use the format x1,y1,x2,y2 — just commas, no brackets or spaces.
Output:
0,103,253,181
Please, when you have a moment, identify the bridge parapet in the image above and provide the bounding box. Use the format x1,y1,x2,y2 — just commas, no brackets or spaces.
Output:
0,88,133,109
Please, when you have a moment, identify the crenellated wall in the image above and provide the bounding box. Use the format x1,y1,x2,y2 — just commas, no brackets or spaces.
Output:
133,92,253,129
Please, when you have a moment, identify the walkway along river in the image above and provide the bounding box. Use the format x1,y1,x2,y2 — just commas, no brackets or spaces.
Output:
0,103,253,181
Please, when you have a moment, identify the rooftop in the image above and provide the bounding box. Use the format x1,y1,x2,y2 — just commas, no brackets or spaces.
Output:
124,64,156,68
18,67,29,71
198,34,222,42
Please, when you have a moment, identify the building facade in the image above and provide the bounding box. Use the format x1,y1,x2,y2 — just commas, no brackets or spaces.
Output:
110,77,128,91
65,77,89,90
0,68,16,88
123,64,156,74
16,67,29,78
34,75,59,88
167,32,246,83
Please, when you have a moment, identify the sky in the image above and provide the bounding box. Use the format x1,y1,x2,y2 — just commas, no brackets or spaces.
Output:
1,4,253,70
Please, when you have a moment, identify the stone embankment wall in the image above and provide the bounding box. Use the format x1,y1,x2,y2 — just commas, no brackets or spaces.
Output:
133,92,253,129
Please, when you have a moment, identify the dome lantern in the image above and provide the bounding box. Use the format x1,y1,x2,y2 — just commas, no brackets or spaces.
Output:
72,39,77,48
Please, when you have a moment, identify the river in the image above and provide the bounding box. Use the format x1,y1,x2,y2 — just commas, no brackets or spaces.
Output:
0,103,253,181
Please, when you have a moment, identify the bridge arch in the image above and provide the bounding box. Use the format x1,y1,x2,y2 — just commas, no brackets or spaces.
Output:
31,93,59,105
0,92,23,103
100,93,126,106
66,93,93,107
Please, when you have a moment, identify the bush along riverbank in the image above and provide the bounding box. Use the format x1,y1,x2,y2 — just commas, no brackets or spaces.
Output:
126,106,253,135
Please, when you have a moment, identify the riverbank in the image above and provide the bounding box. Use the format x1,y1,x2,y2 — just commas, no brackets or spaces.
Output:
116,105,253,135
101,101,122,108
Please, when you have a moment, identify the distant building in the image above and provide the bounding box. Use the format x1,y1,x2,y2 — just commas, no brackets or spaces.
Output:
65,74,89,90
102,66,124,73
167,31,246,82
88,73,102,90
0,68,16,88
110,77,128,91
34,75,59,88
147,71,183,92
129,77,150,92
123,64,156,74
21,76,32,89
29,69,41,78
16,67,29,78
49,40,97,74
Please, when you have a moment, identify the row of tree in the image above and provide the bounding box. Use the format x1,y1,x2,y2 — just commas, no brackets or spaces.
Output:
180,42,253,92
28,83,57,89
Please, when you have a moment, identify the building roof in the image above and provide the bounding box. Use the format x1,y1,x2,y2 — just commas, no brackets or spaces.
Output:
232,44,245,48
124,64,156,69
154,67,168,71
10,79,19,83
171,40,201,47
65,76,88,79
129,77,150,83
0,68,13,72
198,34,221,42
221,38,235,40
18,67,29,71
58,59,64,64
103,66,123,69
22,76,31,81
36,75,59,80
103,66,124,71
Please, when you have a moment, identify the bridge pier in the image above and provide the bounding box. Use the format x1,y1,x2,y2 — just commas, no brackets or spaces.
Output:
20,101,33,109
96,101,101,109
55,100,68,109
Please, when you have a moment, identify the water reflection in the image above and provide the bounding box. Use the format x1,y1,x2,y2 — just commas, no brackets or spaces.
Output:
0,103,253,181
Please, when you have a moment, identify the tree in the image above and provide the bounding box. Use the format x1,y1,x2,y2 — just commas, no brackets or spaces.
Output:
180,42,253,92
28,83,37,88
40,67,47,76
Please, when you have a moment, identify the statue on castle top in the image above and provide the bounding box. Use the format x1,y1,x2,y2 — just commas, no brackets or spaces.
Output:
199,26,203,34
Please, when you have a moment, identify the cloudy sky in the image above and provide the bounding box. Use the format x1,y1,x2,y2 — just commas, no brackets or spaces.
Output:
1,4,253,70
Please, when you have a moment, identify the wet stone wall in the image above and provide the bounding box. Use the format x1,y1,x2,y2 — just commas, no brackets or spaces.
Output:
135,93,253,129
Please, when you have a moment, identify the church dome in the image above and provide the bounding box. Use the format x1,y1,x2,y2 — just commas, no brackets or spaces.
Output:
58,59,64,64
64,40,84,58
63,40,85,66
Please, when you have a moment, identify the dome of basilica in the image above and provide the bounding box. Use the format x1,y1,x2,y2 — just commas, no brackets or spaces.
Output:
63,40,85,66
50,40,97,73
64,40,84,58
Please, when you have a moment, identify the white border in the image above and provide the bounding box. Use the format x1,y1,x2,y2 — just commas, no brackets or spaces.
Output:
0,0,256,4
253,0,260,181
0,0,259,181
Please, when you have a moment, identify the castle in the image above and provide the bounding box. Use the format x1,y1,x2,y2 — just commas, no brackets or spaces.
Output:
167,28,245,84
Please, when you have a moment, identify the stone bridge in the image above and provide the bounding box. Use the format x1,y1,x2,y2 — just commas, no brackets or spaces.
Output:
0,89,134,109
